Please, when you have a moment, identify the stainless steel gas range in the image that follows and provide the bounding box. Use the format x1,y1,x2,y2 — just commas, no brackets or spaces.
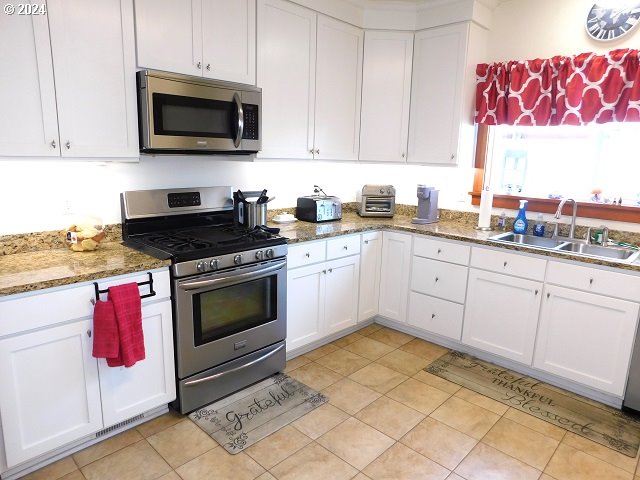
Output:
121,186,287,414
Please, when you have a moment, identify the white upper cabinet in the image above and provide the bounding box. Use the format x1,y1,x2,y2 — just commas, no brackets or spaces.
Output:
408,22,486,165
135,0,256,84
359,31,413,163
0,0,138,159
0,14,58,156
257,0,363,160
257,0,316,159
48,0,138,158
313,16,363,161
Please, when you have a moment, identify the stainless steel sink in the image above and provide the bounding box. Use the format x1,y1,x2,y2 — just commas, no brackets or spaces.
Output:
489,231,640,264
490,232,567,249
556,242,640,261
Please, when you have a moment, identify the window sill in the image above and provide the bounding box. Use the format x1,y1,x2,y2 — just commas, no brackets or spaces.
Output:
469,192,640,224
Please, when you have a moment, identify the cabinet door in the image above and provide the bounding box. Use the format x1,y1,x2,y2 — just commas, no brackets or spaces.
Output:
359,31,413,163
534,286,639,396
359,232,382,321
48,0,138,158
99,300,176,427
286,263,325,351
134,0,203,76
314,15,363,161
202,0,256,84
0,320,102,467
0,13,59,156
462,268,542,365
378,231,412,322
408,23,467,165
257,0,315,159
325,255,360,335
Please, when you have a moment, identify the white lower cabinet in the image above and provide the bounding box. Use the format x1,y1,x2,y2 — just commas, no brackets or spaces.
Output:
287,237,360,351
98,300,176,427
533,261,640,396
463,268,542,365
0,319,102,466
378,231,412,322
0,269,175,470
408,237,469,341
358,231,382,321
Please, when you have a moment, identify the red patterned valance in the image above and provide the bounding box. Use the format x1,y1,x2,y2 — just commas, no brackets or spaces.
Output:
475,49,640,126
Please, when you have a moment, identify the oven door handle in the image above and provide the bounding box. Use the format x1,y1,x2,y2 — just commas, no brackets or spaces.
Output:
179,260,285,291
184,343,285,387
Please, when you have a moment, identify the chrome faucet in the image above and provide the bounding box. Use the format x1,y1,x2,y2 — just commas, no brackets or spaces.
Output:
553,198,578,239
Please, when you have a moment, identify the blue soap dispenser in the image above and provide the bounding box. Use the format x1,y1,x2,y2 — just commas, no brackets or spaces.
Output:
513,200,528,234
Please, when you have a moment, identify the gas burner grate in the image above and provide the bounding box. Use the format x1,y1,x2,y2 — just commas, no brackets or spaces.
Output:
143,233,214,252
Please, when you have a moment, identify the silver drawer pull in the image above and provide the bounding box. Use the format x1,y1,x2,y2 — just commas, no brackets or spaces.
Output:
431,313,436,319
535,289,539,295
87,330,92,338
547,292,551,299
364,240,369,244
343,245,348,250
589,278,594,285
503,261,508,267
305,252,310,258
322,269,327,274
437,248,442,254
328,268,333,273
434,277,439,282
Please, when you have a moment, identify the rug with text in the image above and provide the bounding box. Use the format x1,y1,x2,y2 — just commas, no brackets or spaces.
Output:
189,373,328,454
426,351,640,457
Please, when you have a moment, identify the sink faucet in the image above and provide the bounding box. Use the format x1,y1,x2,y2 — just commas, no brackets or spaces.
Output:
553,198,578,239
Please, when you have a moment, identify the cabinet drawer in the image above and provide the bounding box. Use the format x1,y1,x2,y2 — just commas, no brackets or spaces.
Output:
287,240,327,269
327,234,361,260
408,291,463,341
411,257,467,303
471,246,547,281
413,236,470,265
0,269,170,337
546,261,640,301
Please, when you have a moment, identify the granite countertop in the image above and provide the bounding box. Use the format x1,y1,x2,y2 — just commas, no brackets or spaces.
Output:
2,210,639,297
270,211,640,273
0,242,170,296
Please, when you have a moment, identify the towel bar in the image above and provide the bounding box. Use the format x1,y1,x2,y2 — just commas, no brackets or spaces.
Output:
92,272,156,304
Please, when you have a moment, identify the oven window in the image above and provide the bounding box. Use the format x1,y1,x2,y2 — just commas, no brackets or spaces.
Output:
193,276,277,346
152,93,235,138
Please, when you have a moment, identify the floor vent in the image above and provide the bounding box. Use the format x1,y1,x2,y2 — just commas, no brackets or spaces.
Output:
95,414,145,438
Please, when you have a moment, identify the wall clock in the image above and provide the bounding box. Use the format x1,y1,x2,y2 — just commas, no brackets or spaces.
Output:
586,3,640,41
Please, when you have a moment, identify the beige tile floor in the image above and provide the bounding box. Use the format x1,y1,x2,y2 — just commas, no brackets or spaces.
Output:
23,323,640,480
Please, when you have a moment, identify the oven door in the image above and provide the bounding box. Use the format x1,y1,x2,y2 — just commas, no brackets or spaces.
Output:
139,74,260,153
174,258,286,379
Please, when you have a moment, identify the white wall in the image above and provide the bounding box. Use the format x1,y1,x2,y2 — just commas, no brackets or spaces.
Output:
1,157,474,235
487,0,639,61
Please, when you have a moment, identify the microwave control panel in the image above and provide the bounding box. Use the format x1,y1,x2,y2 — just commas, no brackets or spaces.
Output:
243,104,259,140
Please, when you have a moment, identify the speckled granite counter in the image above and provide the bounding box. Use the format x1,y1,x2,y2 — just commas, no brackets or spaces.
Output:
269,211,640,273
2,209,639,297
0,242,170,296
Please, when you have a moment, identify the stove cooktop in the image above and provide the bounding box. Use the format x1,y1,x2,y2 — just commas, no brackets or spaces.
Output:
125,224,287,263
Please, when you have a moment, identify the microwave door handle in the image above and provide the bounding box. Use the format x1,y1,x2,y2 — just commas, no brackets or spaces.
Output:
233,92,244,148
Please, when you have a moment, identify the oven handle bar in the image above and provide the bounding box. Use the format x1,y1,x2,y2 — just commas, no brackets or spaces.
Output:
183,343,285,387
178,260,285,291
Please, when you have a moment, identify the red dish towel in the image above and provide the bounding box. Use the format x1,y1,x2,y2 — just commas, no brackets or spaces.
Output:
107,283,145,367
92,300,119,359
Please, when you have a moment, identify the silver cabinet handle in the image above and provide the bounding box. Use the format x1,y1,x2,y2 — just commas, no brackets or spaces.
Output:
437,248,442,254
343,245,348,250
206,63,211,71
431,313,435,319
315,149,320,154
364,240,369,244
503,261,508,267
51,140,56,149
65,141,71,149
535,289,539,295
450,153,455,160
309,149,314,154
87,330,92,338
435,277,439,282
322,269,327,274
233,92,243,148
305,252,310,258
197,61,202,69
328,268,333,273
547,292,551,299
402,152,405,158
589,278,594,285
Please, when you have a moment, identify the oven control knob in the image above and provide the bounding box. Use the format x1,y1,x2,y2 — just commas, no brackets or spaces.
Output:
234,254,243,265
209,259,219,270
265,248,274,259
196,261,208,272
255,250,264,260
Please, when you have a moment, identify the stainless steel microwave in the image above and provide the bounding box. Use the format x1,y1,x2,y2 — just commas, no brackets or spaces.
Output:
137,70,261,154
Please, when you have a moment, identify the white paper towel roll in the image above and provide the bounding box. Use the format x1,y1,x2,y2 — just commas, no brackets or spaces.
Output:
478,189,493,228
